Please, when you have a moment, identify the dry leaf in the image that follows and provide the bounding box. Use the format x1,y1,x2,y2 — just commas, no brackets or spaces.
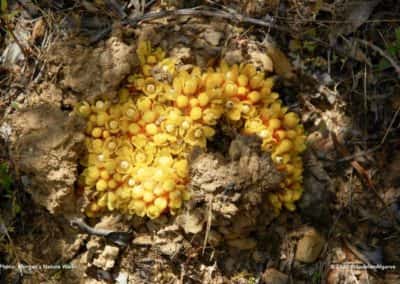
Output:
175,209,205,234
265,43,295,80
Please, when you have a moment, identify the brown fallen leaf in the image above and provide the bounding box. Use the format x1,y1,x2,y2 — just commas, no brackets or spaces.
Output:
31,18,46,44
264,43,295,80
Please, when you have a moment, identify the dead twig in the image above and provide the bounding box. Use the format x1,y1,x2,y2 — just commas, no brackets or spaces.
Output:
380,104,400,146
125,7,289,33
202,195,213,255
357,38,400,78
0,19,30,59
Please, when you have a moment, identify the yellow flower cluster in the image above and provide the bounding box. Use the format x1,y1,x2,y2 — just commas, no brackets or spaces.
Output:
76,41,306,219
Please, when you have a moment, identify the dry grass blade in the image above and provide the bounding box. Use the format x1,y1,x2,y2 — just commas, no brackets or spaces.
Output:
380,104,400,145
357,38,400,78
202,195,213,255
125,7,289,32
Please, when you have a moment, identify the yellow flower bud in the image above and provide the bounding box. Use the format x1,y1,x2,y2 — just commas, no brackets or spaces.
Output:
128,123,141,135
283,112,299,129
96,179,108,191
225,65,239,82
189,98,199,107
248,91,261,103
190,107,202,121
91,127,102,138
137,97,152,112
169,198,182,209
275,130,286,140
249,74,264,89
237,86,248,96
163,179,176,192
89,114,97,123
113,173,124,183
96,112,108,126
154,197,168,211
237,74,248,87
94,100,107,112
274,139,293,156
100,170,110,180
78,102,91,117
260,86,272,98
183,77,198,95
132,185,144,199
102,130,110,139
143,190,155,203
134,77,145,90
146,205,161,219
270,101,282,117
144,80,158,96
292,187,303,201
176,95,189,108
118,160,131,173
284,202,296,211
108,179,118,189
173,76,184,93
153,186,165,196
224,83,238,97
198,92,210,107
145,123,158,135
286,130,297,139
241,63,257,78
91,139,103,153
129,199,146,217
142,64,152,76
143,180,155,191
206,73,224,90
97,193,107,208
87,167,100,180
147,55,157,64
268,118,281,130
131,134,148,149
118,88,130,102
142,111,157,123
117,186,132,200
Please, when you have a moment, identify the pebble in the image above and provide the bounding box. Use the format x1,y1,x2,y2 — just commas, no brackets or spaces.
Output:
295,228,325,263
262,268,289,284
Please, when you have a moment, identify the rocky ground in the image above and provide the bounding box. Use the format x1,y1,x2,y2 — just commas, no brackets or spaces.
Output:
0,1,399,283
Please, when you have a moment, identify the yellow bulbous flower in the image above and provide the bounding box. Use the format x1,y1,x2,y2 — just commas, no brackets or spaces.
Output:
78,41,306,219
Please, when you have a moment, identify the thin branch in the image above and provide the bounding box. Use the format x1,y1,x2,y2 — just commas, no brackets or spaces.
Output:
0,19,29,59
357,38,400,78
124,7,289,33
380,104,400,145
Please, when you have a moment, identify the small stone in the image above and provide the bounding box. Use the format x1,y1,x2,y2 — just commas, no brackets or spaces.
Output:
295,228,325,263
158,241,182,256
175,210,204,234
262,268,289,284
115,271,128,284
203,29,223,46
93,245,119,270
132,234,153,245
